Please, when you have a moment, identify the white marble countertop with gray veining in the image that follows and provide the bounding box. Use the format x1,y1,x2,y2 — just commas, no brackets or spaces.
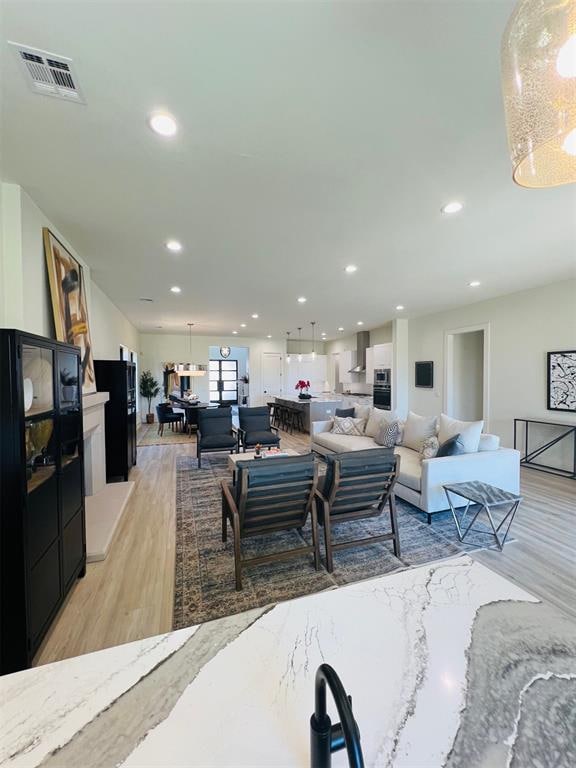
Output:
273,393,344,404
2,555,575,768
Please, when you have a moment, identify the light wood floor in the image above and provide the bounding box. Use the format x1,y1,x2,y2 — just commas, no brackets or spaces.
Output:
35,431,576,666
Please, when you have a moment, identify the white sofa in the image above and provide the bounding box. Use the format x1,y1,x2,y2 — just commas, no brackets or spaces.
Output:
311,419,520,521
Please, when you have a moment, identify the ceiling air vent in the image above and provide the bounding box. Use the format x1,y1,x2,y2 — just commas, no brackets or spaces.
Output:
9,42,85,103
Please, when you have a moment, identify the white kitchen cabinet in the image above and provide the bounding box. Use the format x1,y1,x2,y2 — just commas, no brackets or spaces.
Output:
288,355,327,392
365,346,375,384
339,350,356,384
373,343,393,369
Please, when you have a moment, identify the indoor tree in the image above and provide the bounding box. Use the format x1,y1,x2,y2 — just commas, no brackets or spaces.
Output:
139,370,161,423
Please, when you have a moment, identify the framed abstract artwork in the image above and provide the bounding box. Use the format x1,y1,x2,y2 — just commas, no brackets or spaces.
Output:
43,228,96,395
547,351,576,412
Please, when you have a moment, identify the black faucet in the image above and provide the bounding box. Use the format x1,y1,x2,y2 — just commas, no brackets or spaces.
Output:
310,664,364,768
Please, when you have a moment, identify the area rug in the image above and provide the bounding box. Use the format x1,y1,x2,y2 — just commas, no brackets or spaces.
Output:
173,454,507,630
137,423,193,447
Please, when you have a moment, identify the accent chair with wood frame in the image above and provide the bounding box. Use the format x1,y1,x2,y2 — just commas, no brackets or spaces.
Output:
237,406,280,452
196,407,238,468
220,453,320,590
315,449,401,572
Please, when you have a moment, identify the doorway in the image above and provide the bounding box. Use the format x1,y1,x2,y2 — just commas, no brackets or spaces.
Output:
262,353,283,402
444,324,490,425
209,359,238,405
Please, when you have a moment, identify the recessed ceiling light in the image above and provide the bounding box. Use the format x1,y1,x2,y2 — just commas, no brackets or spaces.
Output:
149,112,178,137
441,201,463,215
170,286,181,294
251,313,259,319
338,327,344,332
240,323,247,328
344,265,358,274
139,297,154,302
297,296,307,303
357,321,364,326
267,334,272,339
468,280,481,287
395,305,405,311
232,330,238,335
165,239,182,252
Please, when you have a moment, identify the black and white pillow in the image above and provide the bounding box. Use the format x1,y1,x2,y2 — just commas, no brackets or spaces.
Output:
375,421,399,448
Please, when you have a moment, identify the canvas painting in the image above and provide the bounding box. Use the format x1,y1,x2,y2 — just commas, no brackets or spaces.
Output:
547,351,576,413
44,228,96,395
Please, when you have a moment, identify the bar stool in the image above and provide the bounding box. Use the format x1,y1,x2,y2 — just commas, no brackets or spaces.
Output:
267,402,280,428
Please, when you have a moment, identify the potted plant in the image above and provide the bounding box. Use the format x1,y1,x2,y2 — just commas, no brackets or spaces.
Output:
295,379,312,399
140,370,161,423
60,368,78,404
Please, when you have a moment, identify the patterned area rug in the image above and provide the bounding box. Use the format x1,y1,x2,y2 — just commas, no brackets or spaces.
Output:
173,454,505,630
137,423,193,447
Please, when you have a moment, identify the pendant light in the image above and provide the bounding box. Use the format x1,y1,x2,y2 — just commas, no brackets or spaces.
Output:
501,0,576,188
286,331,291,364
310,321,316,360
297,327,303,363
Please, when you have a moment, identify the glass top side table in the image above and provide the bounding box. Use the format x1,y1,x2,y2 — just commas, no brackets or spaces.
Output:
443,480,522,551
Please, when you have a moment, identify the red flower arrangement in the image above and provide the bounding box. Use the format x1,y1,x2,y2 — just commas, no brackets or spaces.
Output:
295,379,311,392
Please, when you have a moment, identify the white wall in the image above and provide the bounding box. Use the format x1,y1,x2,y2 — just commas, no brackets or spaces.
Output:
0,183,140,364
407,280,576,449
140,333,285,412
452,330,484,421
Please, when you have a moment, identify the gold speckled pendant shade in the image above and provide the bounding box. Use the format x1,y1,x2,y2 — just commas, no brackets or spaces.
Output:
501,0,576,188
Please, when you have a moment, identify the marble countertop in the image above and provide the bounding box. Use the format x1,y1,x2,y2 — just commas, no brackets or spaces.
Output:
2,555,575,768
274,394,343,404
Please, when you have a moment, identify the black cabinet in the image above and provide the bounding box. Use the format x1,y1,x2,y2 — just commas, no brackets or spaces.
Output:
0,330,86,674
94,360,137,481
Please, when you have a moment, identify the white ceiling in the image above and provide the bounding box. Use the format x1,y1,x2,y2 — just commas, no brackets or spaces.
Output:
2,0,575,340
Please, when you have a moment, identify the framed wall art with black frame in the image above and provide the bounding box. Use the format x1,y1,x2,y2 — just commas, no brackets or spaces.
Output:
547,350,576,413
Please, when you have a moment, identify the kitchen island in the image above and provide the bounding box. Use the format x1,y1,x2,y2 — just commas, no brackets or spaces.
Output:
274,394,343,432
2,555,575,768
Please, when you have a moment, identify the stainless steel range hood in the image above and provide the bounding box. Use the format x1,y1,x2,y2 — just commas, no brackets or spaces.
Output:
348,331,370,373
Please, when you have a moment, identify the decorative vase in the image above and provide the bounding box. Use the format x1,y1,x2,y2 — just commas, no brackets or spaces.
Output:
146,413,155,424
298,392,312,400
62,384,77,403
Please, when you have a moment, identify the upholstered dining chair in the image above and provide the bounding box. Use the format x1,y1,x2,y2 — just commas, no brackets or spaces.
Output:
315,449,401,572
237,406,280,452
196,406,238,468
220,453,320,590
156,403,184,436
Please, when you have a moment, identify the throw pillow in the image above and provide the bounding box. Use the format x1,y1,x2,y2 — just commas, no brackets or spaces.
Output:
335,407,355,418
331,415,365,436
421,435,439,459
365,408,397,438
438,414,484,453
375,421,399,448
478,433,500,451
401,411,437,452
436,434,465,457
351,402,371,422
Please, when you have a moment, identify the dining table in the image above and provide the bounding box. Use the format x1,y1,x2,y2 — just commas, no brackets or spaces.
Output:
169,398,210,434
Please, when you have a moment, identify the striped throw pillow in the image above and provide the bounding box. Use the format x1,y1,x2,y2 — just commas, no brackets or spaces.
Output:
375,421,399,448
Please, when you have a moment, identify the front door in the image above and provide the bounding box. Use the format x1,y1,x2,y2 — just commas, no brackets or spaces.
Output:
209,359,238,405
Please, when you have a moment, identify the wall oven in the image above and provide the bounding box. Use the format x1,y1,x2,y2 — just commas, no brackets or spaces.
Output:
373,384,391,410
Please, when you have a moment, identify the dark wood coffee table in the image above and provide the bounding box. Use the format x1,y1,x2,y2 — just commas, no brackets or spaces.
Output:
443,480,522,550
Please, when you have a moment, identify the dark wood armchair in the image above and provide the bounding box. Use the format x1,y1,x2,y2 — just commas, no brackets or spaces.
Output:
315,449,401,572
220,453,320,590
237,406,280,452
196,407,238,468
